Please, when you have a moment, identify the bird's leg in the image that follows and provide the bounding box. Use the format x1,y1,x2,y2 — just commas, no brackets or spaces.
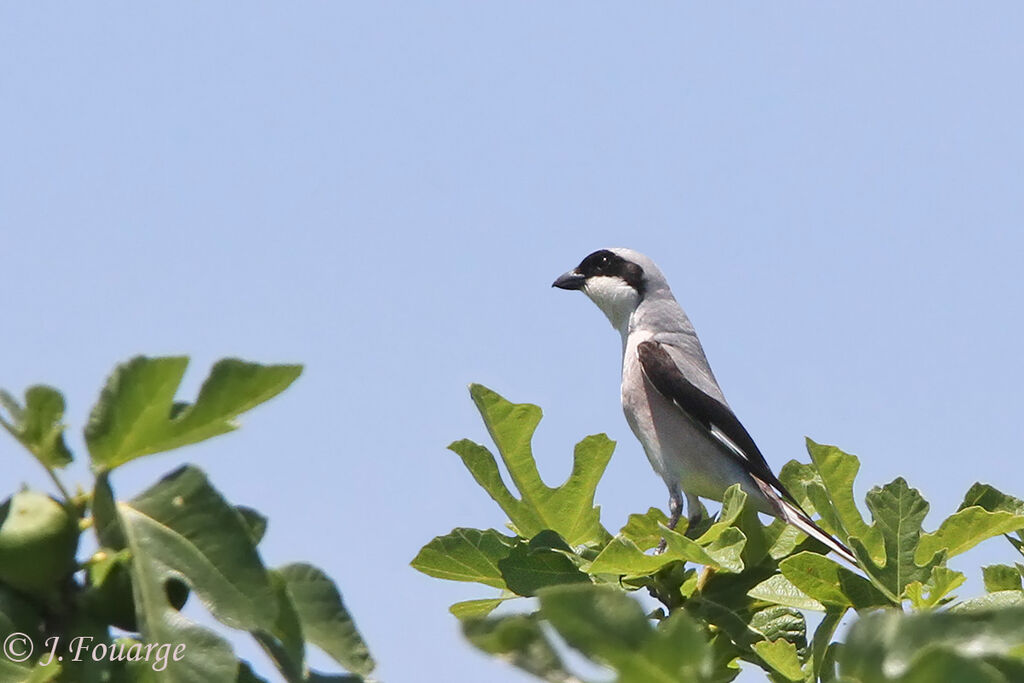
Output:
656,490,685,554
667,490,684,530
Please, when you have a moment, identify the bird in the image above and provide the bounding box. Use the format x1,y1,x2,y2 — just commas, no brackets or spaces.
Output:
552,248,857,566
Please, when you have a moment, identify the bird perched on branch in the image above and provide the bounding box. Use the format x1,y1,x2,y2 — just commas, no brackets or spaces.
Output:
553,248,856,566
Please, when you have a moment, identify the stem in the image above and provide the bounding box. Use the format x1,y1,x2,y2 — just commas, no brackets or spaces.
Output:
43,464,73,502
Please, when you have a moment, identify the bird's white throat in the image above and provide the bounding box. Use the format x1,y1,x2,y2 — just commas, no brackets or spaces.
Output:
583,276,640,338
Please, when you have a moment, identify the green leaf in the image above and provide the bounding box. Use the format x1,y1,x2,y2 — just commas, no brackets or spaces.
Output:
765,520,803,561
49,613,121,683
121,514,239,682
959,483,1024,515
0,584,44,679
590,522,746,577
752,639,804,682
809,608,846,683
803,440,882,557
81,547,192,632
686,571,807,656
664,525,747,573
904,565,966,609
236,505,268,546
840,606,1024,682
952,590,1024,611
86,356,302,471
958,484,1024,562
253,569,306,682
0,658,30,682
983,565,1024,593
620,507,670,551
304,673,364,683
538,584,714,683
91,473,125,551
695,485,748,545
916,506,1024,563
277,563,375,677
0,385,73,468
120,465,276,632
780,551,891,610
462,613,577,683
498,536,591,597
902,649,1006,683
848,477,937,601
592,487,751,572
449,598,511,620
236,661,271,683
747,606,807,648
449,385,613,546
705,633,744,683
748,573,826,612
411,528,516,589
588,535,680,577
21,661,62,683
0,582,43,644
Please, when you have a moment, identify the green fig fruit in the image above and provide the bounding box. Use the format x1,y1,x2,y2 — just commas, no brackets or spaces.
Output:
0,490,79,599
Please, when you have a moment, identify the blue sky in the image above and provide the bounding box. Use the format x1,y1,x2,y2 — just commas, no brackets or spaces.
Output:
3,3,1023,682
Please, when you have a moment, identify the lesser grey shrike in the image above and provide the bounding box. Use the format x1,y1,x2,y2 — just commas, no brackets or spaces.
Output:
553,248,856,565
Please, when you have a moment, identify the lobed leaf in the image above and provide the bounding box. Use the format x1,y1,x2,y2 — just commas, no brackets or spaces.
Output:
0,385,73,469
804,440,882,557
449,385,613,546
620,507,669,551
752,638,803,682
86,356,301,471
904,565,966,609
849,477,937,601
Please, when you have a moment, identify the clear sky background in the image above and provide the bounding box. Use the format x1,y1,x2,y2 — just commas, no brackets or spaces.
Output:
3,4,1023,682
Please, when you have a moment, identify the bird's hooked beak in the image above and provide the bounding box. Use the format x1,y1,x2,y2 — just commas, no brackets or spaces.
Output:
552,270,586,290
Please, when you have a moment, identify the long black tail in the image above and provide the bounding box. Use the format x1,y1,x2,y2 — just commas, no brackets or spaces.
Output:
776,498,858,567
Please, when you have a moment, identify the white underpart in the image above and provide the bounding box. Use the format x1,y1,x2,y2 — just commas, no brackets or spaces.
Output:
582,276,640,338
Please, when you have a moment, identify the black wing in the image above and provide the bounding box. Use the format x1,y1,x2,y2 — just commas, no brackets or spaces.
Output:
636,340,802,508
